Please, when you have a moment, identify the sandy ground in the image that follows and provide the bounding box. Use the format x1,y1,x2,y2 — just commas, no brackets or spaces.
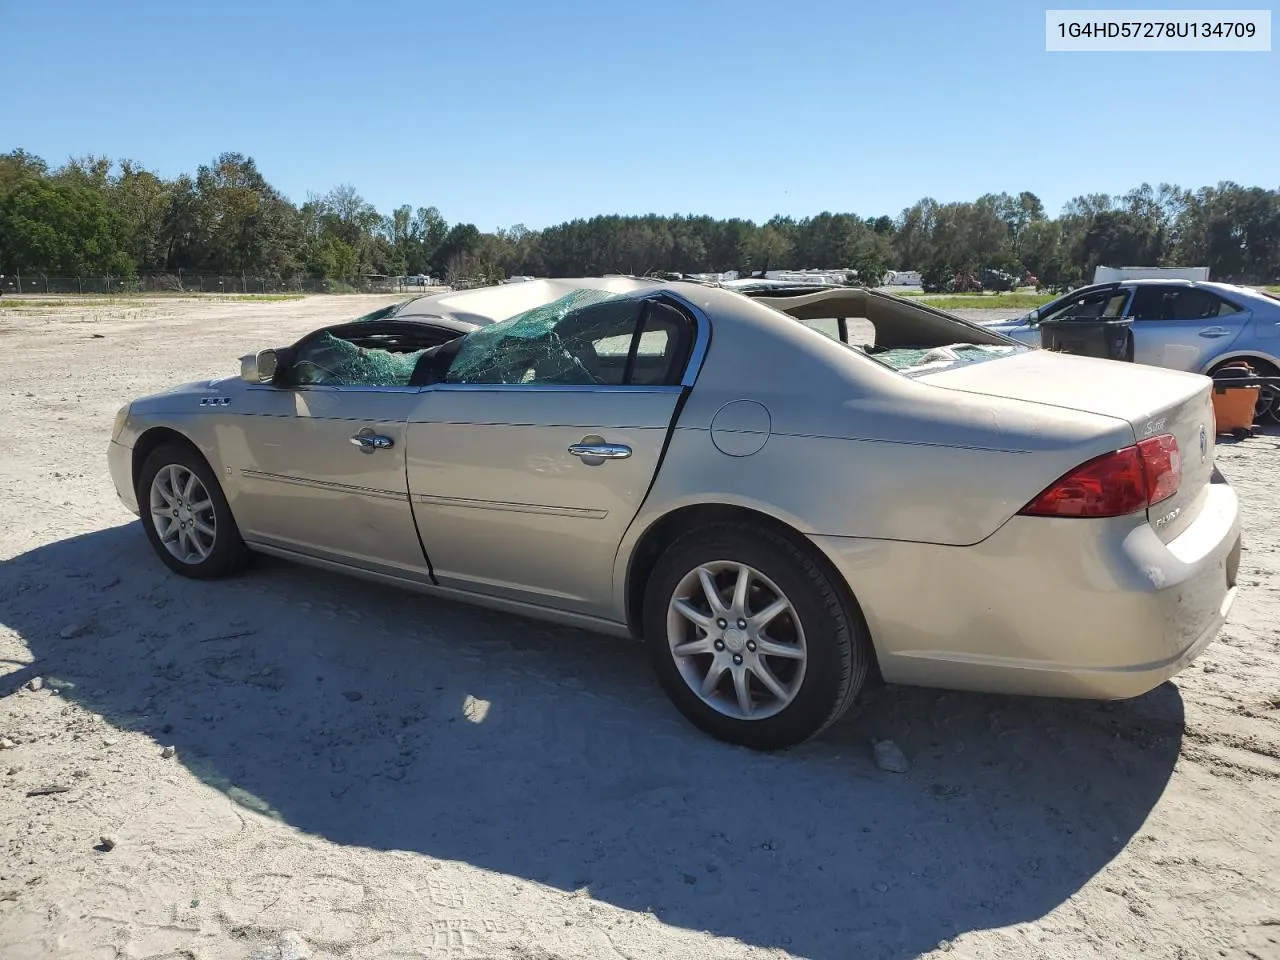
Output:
1,294,1278,960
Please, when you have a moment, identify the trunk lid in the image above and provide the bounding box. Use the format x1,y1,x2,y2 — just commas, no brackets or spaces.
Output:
919,350,1216,543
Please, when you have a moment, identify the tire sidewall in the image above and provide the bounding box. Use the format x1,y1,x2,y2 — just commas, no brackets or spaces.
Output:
643,526,858,750
1208,358,1279,424
136,443,244,579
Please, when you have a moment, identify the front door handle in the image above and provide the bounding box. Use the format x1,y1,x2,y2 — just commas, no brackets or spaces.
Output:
568,441,632,460
350,432,394,452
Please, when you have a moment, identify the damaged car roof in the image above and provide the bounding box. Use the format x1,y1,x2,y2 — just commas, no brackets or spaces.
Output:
392,277,670,328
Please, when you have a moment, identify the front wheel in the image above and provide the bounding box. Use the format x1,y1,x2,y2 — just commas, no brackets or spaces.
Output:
136,442,250,579
643,523,871,750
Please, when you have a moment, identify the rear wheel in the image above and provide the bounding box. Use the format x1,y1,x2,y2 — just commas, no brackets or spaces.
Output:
136,443,250,579
643,523,871,750
1209,357,1279,424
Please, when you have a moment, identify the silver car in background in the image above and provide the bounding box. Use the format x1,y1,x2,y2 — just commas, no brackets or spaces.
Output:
983,279,1280,420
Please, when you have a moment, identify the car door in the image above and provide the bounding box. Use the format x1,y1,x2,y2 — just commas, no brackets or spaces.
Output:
406,292,700,619
225,321,456,579
1026,286,1131,349
1126,285,1250,371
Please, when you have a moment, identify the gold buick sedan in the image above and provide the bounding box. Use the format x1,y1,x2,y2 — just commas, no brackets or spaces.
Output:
107,278,1242,750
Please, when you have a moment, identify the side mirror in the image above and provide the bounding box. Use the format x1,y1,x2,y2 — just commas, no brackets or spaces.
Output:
241,349,279,384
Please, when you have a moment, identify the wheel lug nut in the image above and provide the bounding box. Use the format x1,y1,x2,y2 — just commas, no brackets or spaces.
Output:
737,619,747,629
714,640,725,651
747,641,756,652
733,654,743,665
716,619,727,629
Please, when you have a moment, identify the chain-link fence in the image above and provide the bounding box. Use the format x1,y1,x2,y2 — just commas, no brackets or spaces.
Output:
0,273,445,296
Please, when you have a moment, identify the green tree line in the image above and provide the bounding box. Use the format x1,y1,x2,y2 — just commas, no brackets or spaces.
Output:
2,148,1278,288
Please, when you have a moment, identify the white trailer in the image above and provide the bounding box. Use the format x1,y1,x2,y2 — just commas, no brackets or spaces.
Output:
1093,265,1209,284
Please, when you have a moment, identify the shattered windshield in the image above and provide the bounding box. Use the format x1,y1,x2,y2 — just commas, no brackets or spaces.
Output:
445,288,646,385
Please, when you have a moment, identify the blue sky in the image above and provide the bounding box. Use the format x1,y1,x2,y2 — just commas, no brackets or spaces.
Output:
2,0,1276,230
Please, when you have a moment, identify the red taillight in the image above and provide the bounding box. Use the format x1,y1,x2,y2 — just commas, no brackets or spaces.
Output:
1019,434,1181,518
1137,434,1180,506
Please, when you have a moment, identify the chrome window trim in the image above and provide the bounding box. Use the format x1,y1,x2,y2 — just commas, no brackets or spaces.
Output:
424,383,683,395
659,289,711,388
247,384,424,395
246,382,686,396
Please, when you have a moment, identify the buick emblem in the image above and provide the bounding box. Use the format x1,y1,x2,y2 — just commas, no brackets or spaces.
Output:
1199,424,1208,462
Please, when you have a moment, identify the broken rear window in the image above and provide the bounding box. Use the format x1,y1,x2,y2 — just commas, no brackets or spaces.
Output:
866,342,1021,375
753,288,1029,377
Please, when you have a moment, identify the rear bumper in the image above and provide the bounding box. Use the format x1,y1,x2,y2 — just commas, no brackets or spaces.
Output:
108,440,139,516
810,479,1241,700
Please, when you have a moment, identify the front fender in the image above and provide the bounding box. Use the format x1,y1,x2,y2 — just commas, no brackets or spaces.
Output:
120,414,228,483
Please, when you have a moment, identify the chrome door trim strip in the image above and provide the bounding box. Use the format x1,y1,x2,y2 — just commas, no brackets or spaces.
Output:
240,469,407,501
410,492,608,519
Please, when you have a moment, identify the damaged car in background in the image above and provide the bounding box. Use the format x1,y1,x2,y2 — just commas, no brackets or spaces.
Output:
107,278,1242,750
983,278,1280,422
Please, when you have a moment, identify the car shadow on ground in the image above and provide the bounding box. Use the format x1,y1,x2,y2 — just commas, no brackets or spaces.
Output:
1,524,1186,960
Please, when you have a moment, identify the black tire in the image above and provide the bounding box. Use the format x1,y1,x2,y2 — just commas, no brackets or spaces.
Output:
1260,378,1280,426
642,522,871,751
1209,358,1280,425
135,442,250,579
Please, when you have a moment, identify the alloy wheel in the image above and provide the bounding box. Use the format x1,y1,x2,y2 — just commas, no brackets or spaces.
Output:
148,464,217,564
666,560,808,720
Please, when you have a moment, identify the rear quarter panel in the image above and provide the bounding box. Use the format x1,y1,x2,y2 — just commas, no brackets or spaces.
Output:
614,291,1137,605
1244,301,1280,347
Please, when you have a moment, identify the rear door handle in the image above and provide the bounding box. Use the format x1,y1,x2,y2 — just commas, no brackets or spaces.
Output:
1199,326,1231,338
350,432,394,451
568,442,632,460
